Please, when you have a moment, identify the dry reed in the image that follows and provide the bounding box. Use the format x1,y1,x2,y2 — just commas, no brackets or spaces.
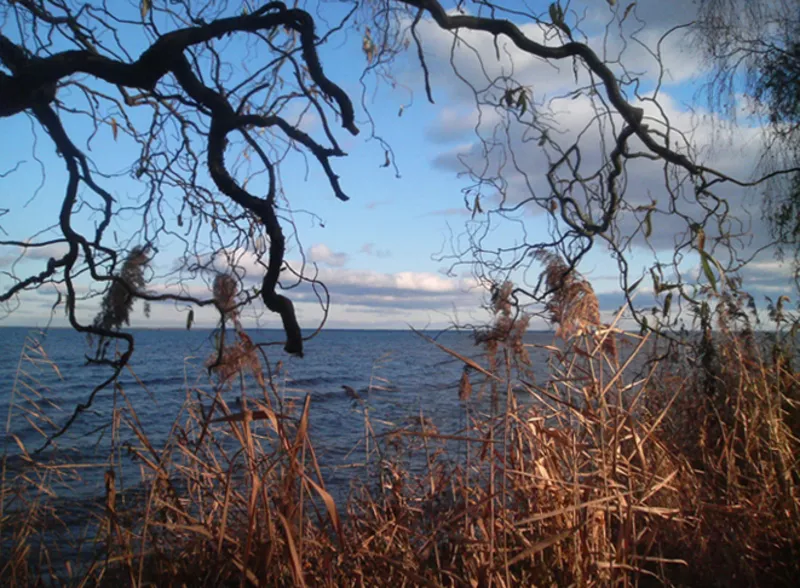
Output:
3,260,798,586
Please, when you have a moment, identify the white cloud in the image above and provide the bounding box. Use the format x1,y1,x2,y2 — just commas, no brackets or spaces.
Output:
152,250,485,322
0,241,70,264
405,7,792,309
735,258,797,295
1,258,490,331
425,68,772,245
307,243,349,268
412,7,705,107
306,265,478,296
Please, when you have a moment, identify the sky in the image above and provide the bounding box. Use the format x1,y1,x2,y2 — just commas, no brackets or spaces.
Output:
0,0,796,333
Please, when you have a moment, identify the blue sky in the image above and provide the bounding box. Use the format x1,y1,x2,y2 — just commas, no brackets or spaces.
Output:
0,0,795,332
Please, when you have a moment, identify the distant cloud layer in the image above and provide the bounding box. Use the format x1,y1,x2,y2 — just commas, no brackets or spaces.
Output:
308,243,349,267
406,2,792,306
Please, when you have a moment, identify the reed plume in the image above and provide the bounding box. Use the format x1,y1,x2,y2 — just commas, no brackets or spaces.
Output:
535,250,600,339
91,246,150,333
207,273,263,388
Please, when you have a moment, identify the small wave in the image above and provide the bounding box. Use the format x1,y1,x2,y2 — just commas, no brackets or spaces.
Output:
284,375,336,387
132,374,188,388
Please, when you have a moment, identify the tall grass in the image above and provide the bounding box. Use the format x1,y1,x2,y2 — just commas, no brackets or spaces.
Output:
2,263,798,586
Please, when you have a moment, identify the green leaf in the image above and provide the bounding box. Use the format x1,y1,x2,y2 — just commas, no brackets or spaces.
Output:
650,267,661,294
699,251,717,293
538,131,548,147
549,3,570,37
662,292,673,317
695,226,706,251
700,301,710,322
621,3,636,24
517,91,527,115
186,309,194,331
626,275,643,294
549,3,560,25
471,194,482,219
550,2,564,27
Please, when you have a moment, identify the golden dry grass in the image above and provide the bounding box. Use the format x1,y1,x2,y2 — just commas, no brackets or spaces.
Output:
3,266,799,586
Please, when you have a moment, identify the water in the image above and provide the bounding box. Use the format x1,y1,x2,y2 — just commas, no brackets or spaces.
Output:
2,326,668,579
0,327,558,500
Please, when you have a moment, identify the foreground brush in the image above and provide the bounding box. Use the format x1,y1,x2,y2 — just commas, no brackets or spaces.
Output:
2,260,798,586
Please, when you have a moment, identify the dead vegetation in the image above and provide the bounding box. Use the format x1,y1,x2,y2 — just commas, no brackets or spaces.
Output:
2,256,799,586
91,247,151,334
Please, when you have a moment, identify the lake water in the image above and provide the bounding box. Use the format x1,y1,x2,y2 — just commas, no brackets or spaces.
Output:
0,325,675,579
1,327,562,501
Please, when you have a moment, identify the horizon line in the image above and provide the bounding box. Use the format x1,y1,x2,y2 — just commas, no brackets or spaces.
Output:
0,325,554,333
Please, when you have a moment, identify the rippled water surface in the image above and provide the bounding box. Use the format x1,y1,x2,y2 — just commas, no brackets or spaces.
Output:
1,328,559,496
3,325,672,580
